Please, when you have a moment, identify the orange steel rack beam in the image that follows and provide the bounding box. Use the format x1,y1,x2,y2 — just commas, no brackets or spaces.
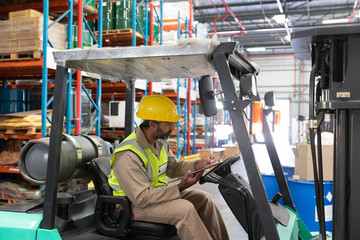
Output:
0,166,20,174
0,58,55,79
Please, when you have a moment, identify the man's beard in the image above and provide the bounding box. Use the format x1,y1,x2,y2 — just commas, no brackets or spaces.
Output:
154,128,172,140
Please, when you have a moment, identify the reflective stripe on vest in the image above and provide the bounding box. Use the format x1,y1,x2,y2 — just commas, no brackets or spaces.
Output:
159,139,168,153
116,138,153,181
108,131,169,196
158,139,168,176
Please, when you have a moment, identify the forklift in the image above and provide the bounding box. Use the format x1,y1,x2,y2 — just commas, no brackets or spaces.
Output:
1,28,356,238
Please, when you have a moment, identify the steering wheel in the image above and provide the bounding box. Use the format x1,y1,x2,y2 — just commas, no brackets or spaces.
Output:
199,154,240,184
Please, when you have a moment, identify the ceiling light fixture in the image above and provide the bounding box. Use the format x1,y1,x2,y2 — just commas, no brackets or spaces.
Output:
322,18,350,24
247,47,266,52
272,14,286,24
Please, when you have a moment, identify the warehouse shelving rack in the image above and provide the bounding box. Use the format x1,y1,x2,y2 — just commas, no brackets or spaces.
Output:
0,0,101,178
175,14,189,158
134,0,163,95
174,12,203,157
89,0,164,138
0,0,101,137
55,0,103,137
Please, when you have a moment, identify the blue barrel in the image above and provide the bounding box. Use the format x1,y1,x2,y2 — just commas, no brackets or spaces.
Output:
288,179,333,232
282,166,294,179
25,90,32,110
102,1,115,30
0,88,31,114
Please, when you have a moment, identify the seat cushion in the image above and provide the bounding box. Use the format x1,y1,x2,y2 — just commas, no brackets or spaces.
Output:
128,221,177,238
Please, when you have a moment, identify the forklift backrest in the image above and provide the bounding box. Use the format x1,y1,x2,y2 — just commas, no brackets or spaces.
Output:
87,157,113,196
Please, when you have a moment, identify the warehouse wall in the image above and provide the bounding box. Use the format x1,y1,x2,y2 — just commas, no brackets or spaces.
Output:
248,55,312,144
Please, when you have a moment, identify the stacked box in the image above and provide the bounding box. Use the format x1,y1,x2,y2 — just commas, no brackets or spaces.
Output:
293,143,333,181
221,144,241,158
162,31,178,46
9,9,43,20
0,9,66,55
199,148,225,161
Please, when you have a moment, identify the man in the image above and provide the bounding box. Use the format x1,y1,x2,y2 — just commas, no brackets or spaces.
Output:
108,95,229,240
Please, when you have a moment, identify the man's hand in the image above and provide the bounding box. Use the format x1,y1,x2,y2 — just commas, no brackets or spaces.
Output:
177,170,204,192
194,155,216,171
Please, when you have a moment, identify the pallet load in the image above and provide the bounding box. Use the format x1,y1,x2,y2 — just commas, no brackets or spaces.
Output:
0,9,66,61
0,139,23,166
0,114,50,135
95,0,145,47
0,181,39,205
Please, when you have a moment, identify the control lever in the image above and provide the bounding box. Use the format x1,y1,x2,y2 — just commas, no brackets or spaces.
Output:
271,192,282,204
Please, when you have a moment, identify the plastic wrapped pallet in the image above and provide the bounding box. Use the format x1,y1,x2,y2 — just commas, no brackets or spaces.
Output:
161,79,178,92
0,181,39,201
0,139,23,165
0,114,50,128
0,9,66,55
163,1,190,21
9,9,43,20
162,31,178,46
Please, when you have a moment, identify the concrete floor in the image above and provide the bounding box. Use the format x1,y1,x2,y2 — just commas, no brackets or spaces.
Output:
191,142,295,240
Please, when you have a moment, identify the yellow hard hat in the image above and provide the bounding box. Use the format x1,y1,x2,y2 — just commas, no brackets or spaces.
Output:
136,95,181,122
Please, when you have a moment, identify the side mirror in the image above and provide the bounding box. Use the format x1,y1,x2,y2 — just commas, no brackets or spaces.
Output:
264,91,276,108
199,75,217,117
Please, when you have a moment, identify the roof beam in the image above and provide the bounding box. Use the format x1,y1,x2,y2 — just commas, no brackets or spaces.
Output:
193,0,304,11
195,4,354,22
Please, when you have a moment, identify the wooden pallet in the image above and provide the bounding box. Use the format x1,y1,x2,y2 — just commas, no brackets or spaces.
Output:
104,29,132,35
101,127,125,132
96,28,137,36
0,126,44,135
70,127,96,134
96,29,144,40
0,50,41,62
162,89,177,94
95,29,145,47
196,126,205,132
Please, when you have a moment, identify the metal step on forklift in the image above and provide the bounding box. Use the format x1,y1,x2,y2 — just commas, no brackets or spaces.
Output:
0,26,357,239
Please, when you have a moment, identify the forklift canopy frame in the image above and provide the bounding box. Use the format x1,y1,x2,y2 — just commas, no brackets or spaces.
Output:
49,41,294,239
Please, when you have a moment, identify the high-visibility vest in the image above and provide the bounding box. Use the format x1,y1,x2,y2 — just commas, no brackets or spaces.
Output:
108,131,168,196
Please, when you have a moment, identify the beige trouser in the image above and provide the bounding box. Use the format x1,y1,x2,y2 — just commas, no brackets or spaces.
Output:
131,189,229,240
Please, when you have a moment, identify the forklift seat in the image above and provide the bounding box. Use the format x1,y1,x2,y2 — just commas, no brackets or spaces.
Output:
87,157,177,239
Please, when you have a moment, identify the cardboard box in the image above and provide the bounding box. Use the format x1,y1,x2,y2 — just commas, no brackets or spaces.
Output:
293,143,333,181
9,9,43,20
0,15,66,54
199,148,225,161
222,144,240,159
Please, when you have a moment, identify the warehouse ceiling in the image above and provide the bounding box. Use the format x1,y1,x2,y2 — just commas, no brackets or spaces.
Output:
193,0,360,56
1,0,359,57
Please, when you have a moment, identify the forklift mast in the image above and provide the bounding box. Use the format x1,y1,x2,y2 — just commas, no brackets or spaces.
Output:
292,26,360,240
